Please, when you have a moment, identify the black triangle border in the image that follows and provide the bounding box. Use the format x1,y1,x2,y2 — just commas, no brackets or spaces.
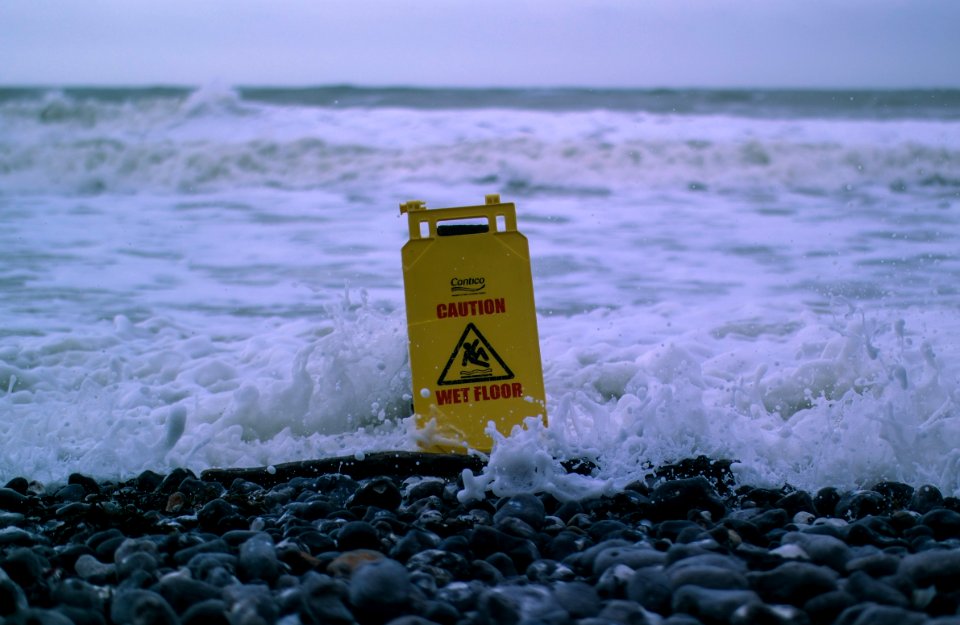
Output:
437,322,515,386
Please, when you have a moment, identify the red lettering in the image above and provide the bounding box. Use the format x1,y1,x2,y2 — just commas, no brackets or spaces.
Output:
471,382,524,402
437,387,471,405
436,298,508,319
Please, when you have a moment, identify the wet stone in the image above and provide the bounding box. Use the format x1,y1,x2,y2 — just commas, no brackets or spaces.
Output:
921,508,960,541
650,477,725,522
836,490,887,520
493,493,546,530
749,561,839,606
12,460,960,625
337,520,381,552
909,484,944,514
349,476,402,512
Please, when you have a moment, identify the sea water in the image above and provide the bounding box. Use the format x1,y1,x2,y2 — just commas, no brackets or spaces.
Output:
0,85,958,499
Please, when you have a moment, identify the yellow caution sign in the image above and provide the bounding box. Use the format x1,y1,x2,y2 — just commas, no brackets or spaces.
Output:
400,195,547,453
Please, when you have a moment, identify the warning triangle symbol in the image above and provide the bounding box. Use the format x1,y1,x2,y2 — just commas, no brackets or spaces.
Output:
437,322,515,386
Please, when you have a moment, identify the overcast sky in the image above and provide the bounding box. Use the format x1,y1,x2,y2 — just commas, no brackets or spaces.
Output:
2,0,958,89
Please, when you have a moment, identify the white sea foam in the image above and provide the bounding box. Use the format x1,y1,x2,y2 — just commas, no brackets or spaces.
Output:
1,87,959,498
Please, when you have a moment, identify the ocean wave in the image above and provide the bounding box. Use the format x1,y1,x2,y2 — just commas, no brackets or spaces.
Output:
1,125,957,197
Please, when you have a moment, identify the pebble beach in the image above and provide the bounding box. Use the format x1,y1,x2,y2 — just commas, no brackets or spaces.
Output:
3,455,960,625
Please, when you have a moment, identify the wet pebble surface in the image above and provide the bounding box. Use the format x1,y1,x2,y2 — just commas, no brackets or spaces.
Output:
2,458,960,625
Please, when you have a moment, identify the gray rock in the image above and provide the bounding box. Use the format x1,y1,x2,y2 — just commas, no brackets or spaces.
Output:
672,586,760,623
494,494,546,530
238,533,281,584
748,561,839,605
908,484,944,514
834,602,927,625
553,581,600,619
626,567,672,614
110,590,178,625
593,545,666,577
843,570,909,607
73,555,116,585
181,599,231,625
300,572,353,625
899,548,960,589
669,564,749,591
349,558,413,613
780,531,852,571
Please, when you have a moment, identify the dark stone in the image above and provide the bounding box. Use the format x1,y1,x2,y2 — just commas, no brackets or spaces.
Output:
730,602,809,625
156,574,223,613
596,599,650,625
337,521,381,552
56,606,107,625
657,520,702,542
833,603,927,625
237,533,280,584
838,490,889,520
669,565,749,591
813,487,840,517
390,529,440,563
300,572,353,625
899,549,960,590
546,530,590,561
407,549,470,582
0,574,28,615
110,589,178,625
494,494,546,530
780,531,852,571
476,589,520,625
846,553,900,577
67,473,102,496
173,538,232,566
593,545,666,577
776,490,816,516
197,498,246,533
554,581,600,618
739,487,784,508
909,484,944,514
3,478,28,496
0,488,28,512
177,477,224,504
921,508,960,541
804,590,857,625
181,599,231,625
872,481,914,510
134,470,164,492
350,558,414,620
1,548,48,590
4,608,75,625
155,468,197,496
752,508,789,534
650,477,725,521
422,600,459,625
748,561,839,605
626,566,672,614
845,570,909,607
485,552,519,578
349,477,402,512
672,586,760,623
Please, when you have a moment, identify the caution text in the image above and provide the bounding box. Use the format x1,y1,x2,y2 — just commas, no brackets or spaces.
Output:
436,298,506,319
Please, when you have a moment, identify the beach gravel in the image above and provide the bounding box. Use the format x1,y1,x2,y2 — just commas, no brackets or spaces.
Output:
1,456,960,624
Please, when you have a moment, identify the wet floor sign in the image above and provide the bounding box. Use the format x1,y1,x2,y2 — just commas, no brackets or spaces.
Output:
400,195,547,453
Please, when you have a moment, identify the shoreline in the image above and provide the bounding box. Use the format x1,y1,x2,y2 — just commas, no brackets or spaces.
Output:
2,456,959,624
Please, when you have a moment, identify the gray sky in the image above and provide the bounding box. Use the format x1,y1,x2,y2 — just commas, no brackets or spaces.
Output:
2,0,958,89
